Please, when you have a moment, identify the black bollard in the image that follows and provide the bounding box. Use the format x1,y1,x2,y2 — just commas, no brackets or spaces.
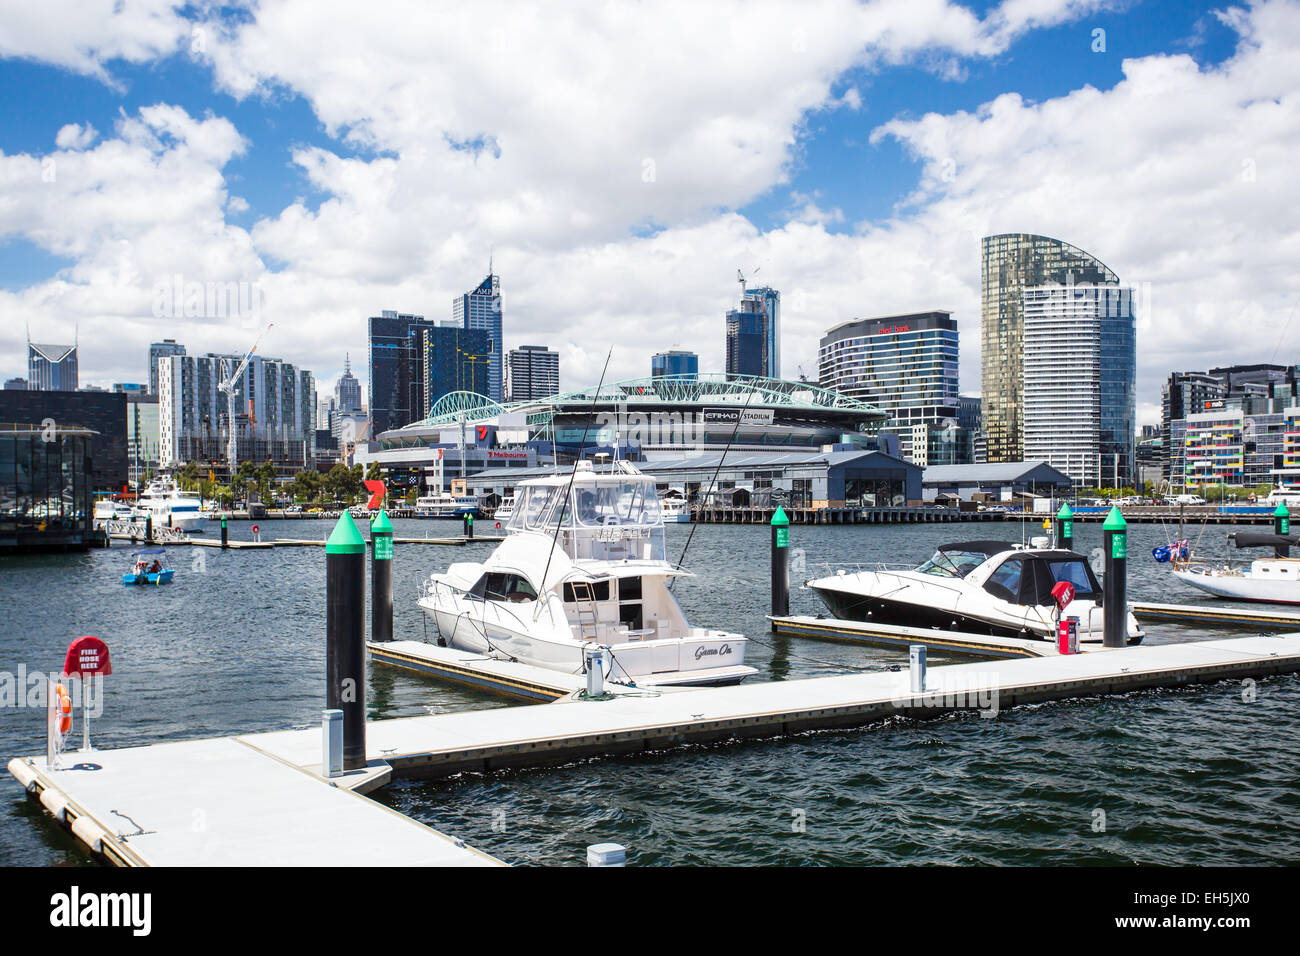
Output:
370,510,394,643
1056,501,1074,552
220,515,228,549
326,512,367,771
463,511,474,540
1102,506,1127,648
1273,502,1290,558
145,513,153,543
771,506,790,617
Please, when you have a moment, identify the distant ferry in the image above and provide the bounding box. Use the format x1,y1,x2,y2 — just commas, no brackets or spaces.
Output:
414,492,479,518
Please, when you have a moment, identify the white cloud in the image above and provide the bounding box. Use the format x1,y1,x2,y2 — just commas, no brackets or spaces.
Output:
0,0,190,87
0,0,1297,432
54,123,97,150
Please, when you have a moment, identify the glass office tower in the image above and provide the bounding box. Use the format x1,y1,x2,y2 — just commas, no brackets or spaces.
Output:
453,273,504,402
981,234,1118,462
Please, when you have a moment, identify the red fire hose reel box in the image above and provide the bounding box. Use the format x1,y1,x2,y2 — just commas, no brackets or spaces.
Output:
63,635,112,677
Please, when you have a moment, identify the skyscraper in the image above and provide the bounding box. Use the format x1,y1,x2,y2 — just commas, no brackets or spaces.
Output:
334,354,363,414
725,284,780,379
1022,283,1136,486
507,345,560,401
981,234,1119,462
453,271,504,402
27,341,78,391
818,311,960,464
1161,371,1226,480
651,350,699,380
368,311,439,435
149,339,186,395
427,326,492,408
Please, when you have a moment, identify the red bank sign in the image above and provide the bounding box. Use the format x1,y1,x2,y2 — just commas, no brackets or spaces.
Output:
877,324,911,334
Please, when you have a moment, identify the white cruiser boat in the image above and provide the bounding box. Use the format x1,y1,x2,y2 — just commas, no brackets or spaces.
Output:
1172,532,1300,604
132,478,207,533
93,499,135,523
659,491,691,523
492,494,516,523
805,539,1145,644
418,461,755,687
415,491,479,518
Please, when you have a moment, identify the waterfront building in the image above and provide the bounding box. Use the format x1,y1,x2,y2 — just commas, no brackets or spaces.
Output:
817,311,961,465
981,234,1119,463
0,423,97,552
149,339,186,395
27,341,78,391
452,272,504,402
1021,283,1136,487
651,350,699,380
0,390,128,490
1161,372,1225,481
357,374,887,491
726,285,780,379
920,461,1074,503
4,378,27,390
507,345,560,402
125,391,161,488
157,352,316,474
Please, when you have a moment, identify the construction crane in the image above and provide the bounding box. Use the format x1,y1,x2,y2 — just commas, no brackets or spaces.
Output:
219,322,274,478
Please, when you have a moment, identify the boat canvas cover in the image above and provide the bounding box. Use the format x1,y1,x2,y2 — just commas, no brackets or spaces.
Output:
938,540,1015,557
1230,533,1300,550
984,550,1101,606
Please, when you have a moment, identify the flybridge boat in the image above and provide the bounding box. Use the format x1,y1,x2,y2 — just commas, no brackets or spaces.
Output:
1170,531,1300,604
804,539,1145,644
132,478,207,533
659,491,691,523
418,460,755,687
492,494,516,522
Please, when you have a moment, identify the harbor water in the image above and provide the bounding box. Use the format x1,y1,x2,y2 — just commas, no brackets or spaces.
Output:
2,517,1297,865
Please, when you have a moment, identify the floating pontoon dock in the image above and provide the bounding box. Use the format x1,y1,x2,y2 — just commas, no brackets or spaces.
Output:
1130,601,1300,629
12,632,1300,865
769,614,1061,659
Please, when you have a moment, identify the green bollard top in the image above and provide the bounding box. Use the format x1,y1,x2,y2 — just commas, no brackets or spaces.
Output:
1102,505,1127,531
1275,501,1291,518
326,511,366,554
1056,501,1073,519
370,510,393,535
771,506,789,527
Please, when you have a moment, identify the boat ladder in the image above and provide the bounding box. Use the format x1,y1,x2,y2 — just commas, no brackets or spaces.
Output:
569,581,600,640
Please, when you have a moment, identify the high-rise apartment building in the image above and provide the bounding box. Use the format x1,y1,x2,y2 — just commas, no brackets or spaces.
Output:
981,234,1119,462
1022,283,1136,486
726,285,780,379
651,350,699,380
368,311,439,435
425,325,492,410
158,352,315,473
507,345,560,402
453,272,504,402
149,339,186,395
818,311,960,464
1161,372,1226,480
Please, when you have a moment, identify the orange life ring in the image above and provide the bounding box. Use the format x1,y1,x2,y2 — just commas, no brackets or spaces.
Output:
55,684,72,736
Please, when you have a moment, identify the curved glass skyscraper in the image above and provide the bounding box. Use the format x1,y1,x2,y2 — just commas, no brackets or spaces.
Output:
981,234,1118,462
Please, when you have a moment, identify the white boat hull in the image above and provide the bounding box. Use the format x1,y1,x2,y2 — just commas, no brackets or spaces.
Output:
1172,568,1300,604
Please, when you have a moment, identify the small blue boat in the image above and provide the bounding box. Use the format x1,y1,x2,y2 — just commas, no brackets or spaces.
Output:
122,548,175,586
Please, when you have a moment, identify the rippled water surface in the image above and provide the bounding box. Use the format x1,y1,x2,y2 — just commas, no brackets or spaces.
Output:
1,517,1297,865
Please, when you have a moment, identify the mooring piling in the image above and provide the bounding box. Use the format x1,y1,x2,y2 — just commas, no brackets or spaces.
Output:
1103,506,1128,648
370,510,394,643
326,512,367,771
771,506,790,617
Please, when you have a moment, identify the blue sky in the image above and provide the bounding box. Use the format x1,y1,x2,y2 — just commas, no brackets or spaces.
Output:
0,0,1295,420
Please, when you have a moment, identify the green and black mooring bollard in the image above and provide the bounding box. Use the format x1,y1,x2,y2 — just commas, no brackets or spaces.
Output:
145,513,153,543
771,506,790,617
220,515,228,549
370,510,394,643
1056,501,1074,552
1102,506,1128,648
463,511,474,539
326,512,367,771
1274,502,1291,558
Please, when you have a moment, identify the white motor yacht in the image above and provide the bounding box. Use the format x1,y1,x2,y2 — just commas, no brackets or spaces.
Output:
659,491,691,523
132,478,208,533
93,498,135,524
418,461,755,687
414,491,479,518
492,494,516,523
1171,531,1300,604
805,538,1145,644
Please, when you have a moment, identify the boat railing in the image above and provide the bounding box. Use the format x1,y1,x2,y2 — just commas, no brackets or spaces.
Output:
420,575,564,637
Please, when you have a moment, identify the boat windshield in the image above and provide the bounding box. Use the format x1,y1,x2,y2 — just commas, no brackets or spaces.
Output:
507,477,666,560
916,549,987,578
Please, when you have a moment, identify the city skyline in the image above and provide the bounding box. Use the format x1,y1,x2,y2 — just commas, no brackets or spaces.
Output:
2,2,1299,426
